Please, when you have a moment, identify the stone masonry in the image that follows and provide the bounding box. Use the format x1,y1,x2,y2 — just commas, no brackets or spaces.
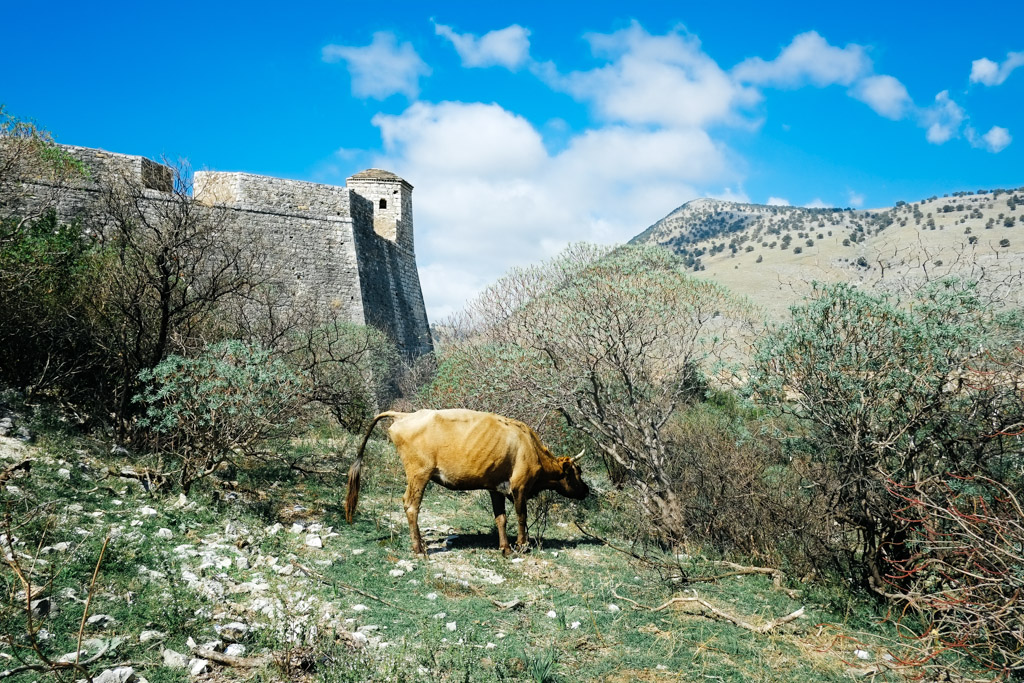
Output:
17,145,432,358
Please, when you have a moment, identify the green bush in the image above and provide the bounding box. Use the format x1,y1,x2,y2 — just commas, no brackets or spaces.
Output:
136,340,307,492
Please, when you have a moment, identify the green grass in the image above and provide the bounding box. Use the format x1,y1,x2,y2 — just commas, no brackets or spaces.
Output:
0,429,948,681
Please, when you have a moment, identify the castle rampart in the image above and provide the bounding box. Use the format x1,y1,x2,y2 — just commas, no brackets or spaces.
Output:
14,145,433,358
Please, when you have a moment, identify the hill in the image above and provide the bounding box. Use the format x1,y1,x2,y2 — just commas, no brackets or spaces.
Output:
631,189,1024,316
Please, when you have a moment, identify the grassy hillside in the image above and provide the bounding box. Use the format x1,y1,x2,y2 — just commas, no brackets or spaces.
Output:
632,189,1024,316
0,430,921,682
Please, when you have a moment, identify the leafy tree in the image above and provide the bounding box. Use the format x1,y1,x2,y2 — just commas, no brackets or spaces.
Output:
750,280,1023,588
430,244,753,541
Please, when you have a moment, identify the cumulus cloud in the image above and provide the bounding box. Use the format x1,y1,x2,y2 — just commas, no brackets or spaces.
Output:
804,198,832,209
322,32,430,99
966,125,1012,153
434,22,531,70
544,22,759,128
767,196,790,206
847,190,865,207
922,90,965,144
733,31,870,88
850,74,912,120
970,52,1024,86
371,100,737,318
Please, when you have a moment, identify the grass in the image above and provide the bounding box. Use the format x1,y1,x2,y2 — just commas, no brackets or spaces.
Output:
0,427,951,682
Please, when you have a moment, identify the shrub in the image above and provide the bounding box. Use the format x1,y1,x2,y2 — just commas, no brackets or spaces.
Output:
136,340,307,493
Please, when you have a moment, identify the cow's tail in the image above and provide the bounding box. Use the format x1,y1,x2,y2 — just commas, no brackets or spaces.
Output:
345,411,403,524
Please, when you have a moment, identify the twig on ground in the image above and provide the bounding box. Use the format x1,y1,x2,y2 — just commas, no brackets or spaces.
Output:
612,587,805,635
0,459,31,486
194,647,271,668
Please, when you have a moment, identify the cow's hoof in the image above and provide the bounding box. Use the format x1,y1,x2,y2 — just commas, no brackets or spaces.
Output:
513,543,531,554
500,545,512,557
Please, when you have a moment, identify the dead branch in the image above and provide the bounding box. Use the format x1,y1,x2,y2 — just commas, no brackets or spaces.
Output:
108,466,172,493
613,588,805,635
194,647,271,668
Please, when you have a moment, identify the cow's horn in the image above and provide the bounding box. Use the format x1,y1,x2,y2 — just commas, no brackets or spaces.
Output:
572,449,585,463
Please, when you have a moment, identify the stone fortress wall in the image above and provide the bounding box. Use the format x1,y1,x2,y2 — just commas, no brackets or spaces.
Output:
21,145,432,358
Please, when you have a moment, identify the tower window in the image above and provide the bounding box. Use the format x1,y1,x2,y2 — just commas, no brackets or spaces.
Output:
379,198,387,209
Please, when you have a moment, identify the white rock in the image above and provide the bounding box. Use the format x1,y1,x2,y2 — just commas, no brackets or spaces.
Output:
351,604,368,612
485,642,496,649
188,658,210,676
351,548,365,555
57,468,71,480
138,507,158,517
426,592,438,601
854,649,871,660
570,621,581,629
351,631,368,645
93,667,136,683
305,534,322,548
265,522,284,535
388,569,405,577
130,520,143,527
396,559,415,571
224,643,246,657
235,556,250,570
139,630,166,643
162,648,187,668
546,610,557,619
112,499,123,506
87,614,115,628
446,621,457,631
186,637,197,649
290,523,304,534
432,612,447,619
275,564,294,576
156,528,173,540
607,604,620,613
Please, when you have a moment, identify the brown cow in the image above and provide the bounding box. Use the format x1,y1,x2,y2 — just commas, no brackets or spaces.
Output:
345,409,589,555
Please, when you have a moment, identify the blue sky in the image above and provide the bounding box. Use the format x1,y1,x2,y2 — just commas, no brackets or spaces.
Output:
4,1,1023,317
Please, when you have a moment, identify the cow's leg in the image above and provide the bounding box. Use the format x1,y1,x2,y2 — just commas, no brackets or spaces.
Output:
403,477,429,556
512,489,530,552
489,491,512,556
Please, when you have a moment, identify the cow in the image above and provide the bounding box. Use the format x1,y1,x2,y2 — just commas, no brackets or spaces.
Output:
344,409,590,556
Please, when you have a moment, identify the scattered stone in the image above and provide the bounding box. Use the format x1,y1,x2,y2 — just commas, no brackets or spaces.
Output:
265,522,284,535
485,642,496,649
570,621,581,630
351,631,368,645
93,666,136,683
0,417,13,436
854,649,871,660
546,610,557,619
607,604,620,613
446,621,457,632
510,557,524,564
426,592,438,601
57,468,71,480
493,599,522,610
396,559,415,572
224,643,246,657
388,569,404,577
274,564,294,576
290,523,304,534
139,630,166,643
162,648,188,668
138,506,158,517
87,614,115,628
235,556,250,570
187,637,197,649
156,528,173,540
188,658,210,676
351,604,368,612
305,534,322,548
351,548,365,555
30,598,50,617
216,621,249,642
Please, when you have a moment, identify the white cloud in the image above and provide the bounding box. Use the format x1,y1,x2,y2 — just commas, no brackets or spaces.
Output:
370,100,738,318
733,31,870,88
967,125,1012,153
544,22,758,128
322,32,430,99
767,196,790,206
970,52,1024,86
847,190,865,207
850,74,911,120
434,22,531,70
922,91,965,144
804,198,832,209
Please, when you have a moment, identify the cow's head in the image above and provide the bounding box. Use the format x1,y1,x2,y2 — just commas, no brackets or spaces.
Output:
554,451,590,500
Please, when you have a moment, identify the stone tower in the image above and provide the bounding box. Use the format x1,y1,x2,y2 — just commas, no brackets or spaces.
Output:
345,169,414,254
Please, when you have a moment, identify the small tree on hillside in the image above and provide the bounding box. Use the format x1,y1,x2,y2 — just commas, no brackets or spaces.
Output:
429,244,754,542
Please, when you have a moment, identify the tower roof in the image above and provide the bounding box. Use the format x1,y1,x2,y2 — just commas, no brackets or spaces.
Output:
347,168,413,189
